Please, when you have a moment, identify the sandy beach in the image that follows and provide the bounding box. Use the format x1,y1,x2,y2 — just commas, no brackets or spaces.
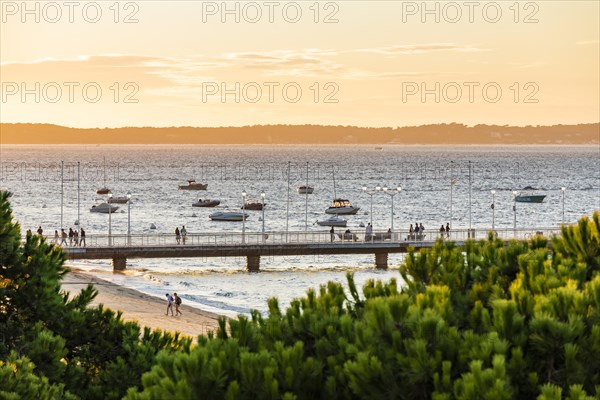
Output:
61,270,222,342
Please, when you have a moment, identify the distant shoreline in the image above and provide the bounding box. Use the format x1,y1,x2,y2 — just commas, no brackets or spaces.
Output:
2,123,598,145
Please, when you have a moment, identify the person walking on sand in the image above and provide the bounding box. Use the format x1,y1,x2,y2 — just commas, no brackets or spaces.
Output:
175,227,181,245
165,293,174,316
174,292,182,316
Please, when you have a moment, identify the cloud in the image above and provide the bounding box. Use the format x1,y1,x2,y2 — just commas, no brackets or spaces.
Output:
358,43,489,55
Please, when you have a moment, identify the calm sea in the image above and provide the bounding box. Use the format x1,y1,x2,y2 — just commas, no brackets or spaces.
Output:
1,145,598,316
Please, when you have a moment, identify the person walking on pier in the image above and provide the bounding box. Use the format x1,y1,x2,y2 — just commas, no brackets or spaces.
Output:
54,230,59,243
68,228,74,246
174,293,182,316
37,226,43,236
175,227,181,245
445,223,450,238
79,228,86,246
330,226,335,242
60,229,68,246
365,223,373,242
73,230,79,246
181,226,188,245
440,225,445,238
165,293,174,316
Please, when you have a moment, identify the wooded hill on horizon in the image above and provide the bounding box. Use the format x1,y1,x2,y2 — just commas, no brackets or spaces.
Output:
1,123,598,144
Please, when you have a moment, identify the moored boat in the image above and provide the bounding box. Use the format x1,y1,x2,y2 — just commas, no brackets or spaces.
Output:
316,216,347,227
90,203,119,213
107,196,130,204
178,180,208,190
325,199,360,215
515,194,546,203
192,199,220,207
242,200,264,210
209,211,249,221
297,185,314,194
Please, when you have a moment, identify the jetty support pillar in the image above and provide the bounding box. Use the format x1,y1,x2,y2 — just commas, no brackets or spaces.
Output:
113,256,127,271
247,255,260,272
374,252,388,270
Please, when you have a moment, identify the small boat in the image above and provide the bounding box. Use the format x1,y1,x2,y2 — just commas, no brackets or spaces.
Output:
297,185,314,194
325,199,360,215
515,194,546,203
90,203,119,214
210,211,249,221
96,187,111,195
178,180,208,190
242,200,264,211
317,216,347,227
108,196,130,204
192,199,220,207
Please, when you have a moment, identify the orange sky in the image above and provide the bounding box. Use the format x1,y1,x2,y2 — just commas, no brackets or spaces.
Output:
1,1,599,128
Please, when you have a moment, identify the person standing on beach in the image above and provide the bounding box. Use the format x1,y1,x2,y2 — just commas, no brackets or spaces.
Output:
165,293,174,316
174,293,182,316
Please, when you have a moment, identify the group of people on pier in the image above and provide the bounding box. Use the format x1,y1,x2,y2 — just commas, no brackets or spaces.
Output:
28,225,86,247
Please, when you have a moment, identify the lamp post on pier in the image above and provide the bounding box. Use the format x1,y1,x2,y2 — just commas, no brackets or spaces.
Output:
512,191,517,237
261,191,266,242
241,190,247,244
127,192,132,246
363,185,379,227
560,187,566,225
491,190,496,231
382,186,401,236
107,193,113,246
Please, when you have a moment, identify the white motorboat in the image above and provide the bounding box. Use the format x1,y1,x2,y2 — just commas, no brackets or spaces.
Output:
178,180,208,190
193,199,220,207
297,185,314,194
317,216,347,227
90,202,119,214
209,211,249,221
325,199,360,215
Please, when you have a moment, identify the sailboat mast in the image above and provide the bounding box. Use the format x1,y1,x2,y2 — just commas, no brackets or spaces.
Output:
332,165,337,199
304,162,309,232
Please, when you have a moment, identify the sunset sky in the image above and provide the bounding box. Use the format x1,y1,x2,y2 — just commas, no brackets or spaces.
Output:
1,1,599,128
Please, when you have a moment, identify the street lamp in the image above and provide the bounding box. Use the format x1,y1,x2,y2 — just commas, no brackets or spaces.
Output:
561,187,566,225
382,186,402,235
127,191,132,246
363,186,377,227
261,191,266,242
107,193,113,246
491,190,496,231
241,190,247,244
512,191,517,237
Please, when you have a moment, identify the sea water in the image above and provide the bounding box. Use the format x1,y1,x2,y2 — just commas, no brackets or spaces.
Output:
1,144,598,316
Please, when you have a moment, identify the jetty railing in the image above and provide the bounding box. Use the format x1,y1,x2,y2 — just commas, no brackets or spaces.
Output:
42,227,563,248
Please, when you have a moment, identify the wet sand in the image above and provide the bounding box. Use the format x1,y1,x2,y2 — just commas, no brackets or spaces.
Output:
61,270,222,342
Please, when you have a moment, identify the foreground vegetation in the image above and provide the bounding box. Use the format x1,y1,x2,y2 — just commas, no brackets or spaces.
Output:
1,191,599,399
